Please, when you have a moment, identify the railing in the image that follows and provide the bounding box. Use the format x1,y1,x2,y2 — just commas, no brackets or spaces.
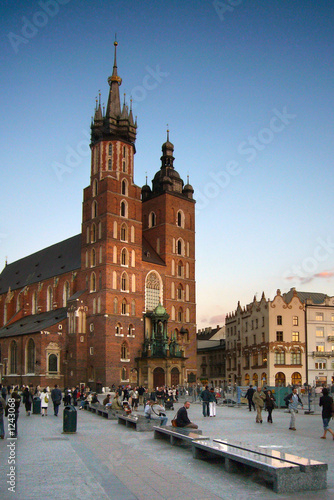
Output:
312,351,334,357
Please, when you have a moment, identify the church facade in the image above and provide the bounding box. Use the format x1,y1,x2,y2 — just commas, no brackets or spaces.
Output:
0,42,197,391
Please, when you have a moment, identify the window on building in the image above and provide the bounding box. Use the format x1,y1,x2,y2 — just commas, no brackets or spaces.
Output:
291,349,301,365
121,342,128,360
10,341,17,374
245,337,248,346
120,200,127,217
115,323,122,335
178,307,183,322
275,350,285,365
113,297,118,314
92,200,98,218
177,239,183,255
145,271,162,311
315,362,327,369
121,248,128,266
316,344,325,352
276,331,283,341
293,316,298,326
255,318,258,329
316,328,324,337
177,285,183,300
47,286,53,311
292,331,299,342
121,179,127,196
261,332,265,342
148,212,156,228
63,281,70,307
316,312,324,321
48,353,58,373
277,315,282,325
90,272,96,292
108,158,112,170
120,223,128,242
177,210,184,228
27,338,35,374
121,299,128,315
108,143,112,156
253,335,256,345
32,291,38,314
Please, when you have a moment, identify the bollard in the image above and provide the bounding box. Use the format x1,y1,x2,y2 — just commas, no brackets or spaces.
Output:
63,405,77,433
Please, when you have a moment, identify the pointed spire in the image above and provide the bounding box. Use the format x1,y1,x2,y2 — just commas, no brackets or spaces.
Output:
106,39,122,118
94,90,102,121
128,97,134,125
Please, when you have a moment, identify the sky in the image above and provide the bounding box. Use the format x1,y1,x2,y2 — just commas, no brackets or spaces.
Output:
1,0,334,329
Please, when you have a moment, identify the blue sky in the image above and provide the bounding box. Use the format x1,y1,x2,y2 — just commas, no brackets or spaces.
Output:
1,0,334,329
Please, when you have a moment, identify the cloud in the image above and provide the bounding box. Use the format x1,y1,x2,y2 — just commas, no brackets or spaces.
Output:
209,314,226,326
284,270,334,285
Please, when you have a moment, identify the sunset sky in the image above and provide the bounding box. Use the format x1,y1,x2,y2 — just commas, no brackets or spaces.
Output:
1,0,333,328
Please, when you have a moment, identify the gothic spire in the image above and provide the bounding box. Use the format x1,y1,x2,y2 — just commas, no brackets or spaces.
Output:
106,40,122,118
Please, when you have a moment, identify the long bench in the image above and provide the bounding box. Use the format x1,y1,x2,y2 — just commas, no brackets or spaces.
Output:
153,425,206,445
191,438,327,494
117,414,156,432
83,403,119,420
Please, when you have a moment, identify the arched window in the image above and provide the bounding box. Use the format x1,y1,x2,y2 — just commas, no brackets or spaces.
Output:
128,324,134,335
121,248,129,266
121,272,129,292
275,372,286,387
120,223,128,241
27,338,35,374
291,372,302,386
10,340,17,374
121,179,127,196
108,158,112,170
32,291,37,314
120,200,127,217
121,342,128,360
177,210,184,228
92,200,98,219
244,373,250,386
177,285,183,301
98,221,102,239
91,248,96,267
121,367,128,381
63,281,70,307
252,373,258,386
47,286,53,311
149,211,156,228
177,261,183,277
16,294,21,312
91,223,96,243
131,300,135,316
145,271,162,311
121,299,128,315
90,272,96,292
115,322,122,335
108,143,112,156
177,307,183,322
113,297,118,314
177,238,184,256
92,178,98,197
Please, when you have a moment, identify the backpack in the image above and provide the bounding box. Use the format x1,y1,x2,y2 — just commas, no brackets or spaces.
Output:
284,393,292,406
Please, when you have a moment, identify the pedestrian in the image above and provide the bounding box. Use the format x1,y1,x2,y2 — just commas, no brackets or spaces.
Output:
265,390,276,423
51,384,62,416
200,386,211,417
40,388,49,416
286,388,304,431
245,385,256,411
319,387,334,440
0,393,6,439
6,386,21,437
22,386,33,416
103,394,111,407
175,401,198,429
209,388,217,417
252,387,266,423
0,384,7,401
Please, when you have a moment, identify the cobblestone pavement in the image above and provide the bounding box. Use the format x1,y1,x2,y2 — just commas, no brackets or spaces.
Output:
1,397,334,500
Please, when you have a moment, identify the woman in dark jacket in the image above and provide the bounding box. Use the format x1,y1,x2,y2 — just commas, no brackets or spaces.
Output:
265,390,276,423
23,386,33,416
319,388,334,439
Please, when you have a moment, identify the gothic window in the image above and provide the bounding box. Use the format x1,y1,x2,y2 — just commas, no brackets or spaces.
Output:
177,285,183,301
92,200,98,219
176,238,184,256
91,248,96,267
128,324,134,335
108,158,112,170
177,210,184,228
108,143,112,156
121,299,128,315
90,272,96,292
145,271,162,311
177,261,183,277
178,307,183,322
115,322,121,335
48,354,58,373
63,281,70,307
121,272,129,292
120,200,127,217
149,212,156,228
47,286,53,311
10,340,17,374
121,179,127,196
91,223,96,243
114,297,118,314
86,226,90,244
92,179,98,197
121,248,129,266
131,300,135,316
32,291,37,314
121,342,129,360
121,223,128,241
121,367,128,381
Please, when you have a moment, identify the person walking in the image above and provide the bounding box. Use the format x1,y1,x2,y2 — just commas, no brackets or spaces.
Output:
209,388,217,417
265,390,276,423
0,393,6,439
200,386,211,417
51,384,62,416
245,385,256,412
40,388,49,417
252,387,266,423
286,388,304,431
319,387,334,440
22,386,33,416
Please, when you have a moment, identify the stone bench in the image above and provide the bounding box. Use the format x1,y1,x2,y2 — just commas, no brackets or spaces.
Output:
191,438,327,494
153,425,206,446
117,414,156,432
83,403,119,420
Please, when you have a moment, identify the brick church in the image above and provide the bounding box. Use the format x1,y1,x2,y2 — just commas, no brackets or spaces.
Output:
0,42,197,391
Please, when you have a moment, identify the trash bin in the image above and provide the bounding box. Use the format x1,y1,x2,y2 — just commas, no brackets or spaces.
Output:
33,397,41,414
63,405,77,433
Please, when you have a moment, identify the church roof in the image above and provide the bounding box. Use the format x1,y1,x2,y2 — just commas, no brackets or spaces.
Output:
142,237,165,266
0,308,67,339
283,288,328,305
0,234,81,294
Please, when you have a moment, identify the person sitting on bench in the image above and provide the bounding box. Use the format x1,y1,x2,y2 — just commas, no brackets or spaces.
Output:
175,401,198,429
